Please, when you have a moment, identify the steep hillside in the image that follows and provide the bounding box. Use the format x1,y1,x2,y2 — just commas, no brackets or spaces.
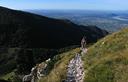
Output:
0,6,108,48
36,28,128,82
1,28,127,82
0,48,80,82
0,47,78,76
83,28,128,82
39,48,80,82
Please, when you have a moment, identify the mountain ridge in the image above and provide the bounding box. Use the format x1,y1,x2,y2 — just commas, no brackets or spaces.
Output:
0,6,108,48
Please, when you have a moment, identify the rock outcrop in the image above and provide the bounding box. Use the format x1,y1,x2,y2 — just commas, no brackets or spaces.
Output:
22,59,50,82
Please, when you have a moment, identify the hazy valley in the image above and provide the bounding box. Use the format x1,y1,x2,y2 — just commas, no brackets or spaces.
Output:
28,10,128,32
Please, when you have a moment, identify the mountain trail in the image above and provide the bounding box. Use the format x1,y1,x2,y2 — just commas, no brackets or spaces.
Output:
65,48,87,82
22,37,87,82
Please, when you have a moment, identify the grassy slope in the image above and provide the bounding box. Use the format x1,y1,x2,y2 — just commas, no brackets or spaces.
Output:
39,48,80,82
2,28,127,82
83,28,128,82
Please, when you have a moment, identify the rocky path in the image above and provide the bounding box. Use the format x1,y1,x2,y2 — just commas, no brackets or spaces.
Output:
65,53,85,82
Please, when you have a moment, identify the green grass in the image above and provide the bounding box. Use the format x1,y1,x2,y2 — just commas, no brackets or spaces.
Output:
0,72,15,80
0,70,22,82
39,48,80,82
83,28,128,82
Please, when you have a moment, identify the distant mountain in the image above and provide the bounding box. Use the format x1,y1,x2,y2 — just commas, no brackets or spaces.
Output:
0,6,108,48
28,10,128,32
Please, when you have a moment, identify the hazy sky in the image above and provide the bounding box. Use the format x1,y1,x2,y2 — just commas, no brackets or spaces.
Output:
0,0,127,10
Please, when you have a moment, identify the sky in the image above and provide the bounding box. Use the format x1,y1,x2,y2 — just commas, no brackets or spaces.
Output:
0,0,128,10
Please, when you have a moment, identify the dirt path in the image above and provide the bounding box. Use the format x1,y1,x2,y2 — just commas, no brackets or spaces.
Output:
65,53,85,82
